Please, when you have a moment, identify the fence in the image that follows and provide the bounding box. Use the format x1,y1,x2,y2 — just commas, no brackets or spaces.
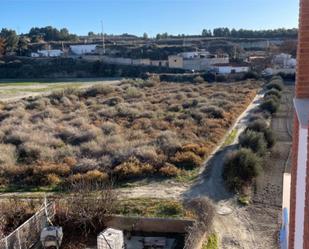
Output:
0,202,55,249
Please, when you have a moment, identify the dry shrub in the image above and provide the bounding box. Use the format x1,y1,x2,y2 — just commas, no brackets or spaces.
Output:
80,140,104,158
18,142,56,163
168,104,182,112
26,98,48,110
172,151,203,170
31,107,62,122
63,157,77,167
46,173,62,185
114,157,155,179
83,84,114,97
4,130,30,146
58,125,101,145
133,146,160,165
156,131,181,156
159,163,181,177
181,143,208,158
73,158,100,173
34,161,71,176
199,105,224,119
125,87,144,98
100,121,120,135
0,199,38,237
116,103,139,119
0,144,16,166
103,96,123,106
67,170,108,186
56,183,117,237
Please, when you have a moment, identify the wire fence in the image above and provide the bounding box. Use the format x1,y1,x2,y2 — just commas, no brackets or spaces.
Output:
0,202,55,249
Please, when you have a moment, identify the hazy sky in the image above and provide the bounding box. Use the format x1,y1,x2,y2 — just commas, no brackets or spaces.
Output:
0,0,299,36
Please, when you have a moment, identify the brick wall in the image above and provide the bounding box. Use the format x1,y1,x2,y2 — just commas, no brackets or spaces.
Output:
296,0,309,98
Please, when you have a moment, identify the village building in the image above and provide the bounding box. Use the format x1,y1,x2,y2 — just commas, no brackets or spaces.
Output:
31,49,63,57
168,51,229,71
70,44,98,55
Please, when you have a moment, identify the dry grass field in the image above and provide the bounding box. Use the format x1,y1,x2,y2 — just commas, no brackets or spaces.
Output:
0,79,258,188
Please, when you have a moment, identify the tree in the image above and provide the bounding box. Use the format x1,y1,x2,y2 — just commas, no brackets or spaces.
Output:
143,32,148,39
0,38,5,57
0,28,19,53
213,27,230,37
28,26,77,42
88,31,95,37
17,36,29,56
202,29,212,37
59,28,70,40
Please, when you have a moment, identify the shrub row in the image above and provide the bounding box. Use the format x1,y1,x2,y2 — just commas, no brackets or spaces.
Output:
260,76,284,114
223,77,281,192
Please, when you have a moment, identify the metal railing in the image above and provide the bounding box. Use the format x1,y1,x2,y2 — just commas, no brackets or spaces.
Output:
0,202,55,249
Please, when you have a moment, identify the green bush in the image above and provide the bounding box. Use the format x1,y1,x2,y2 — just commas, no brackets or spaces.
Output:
246,120,276,148
246,119,267,132
223,148,261,190
264,89,282,99
263,128,276,148
260,98,279,114
239,130,267,155
265,82,283,91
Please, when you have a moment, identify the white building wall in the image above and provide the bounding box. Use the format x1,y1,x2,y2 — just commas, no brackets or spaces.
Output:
216,66,249,74
70,44,97,55
37,50,63,57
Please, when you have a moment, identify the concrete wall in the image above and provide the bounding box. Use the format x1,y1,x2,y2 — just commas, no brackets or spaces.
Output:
70,44,97,55
132,58,151,66
182,57,229,71
168,55,183,69
151,60,168,67
103,215,194,234
216,66,249,74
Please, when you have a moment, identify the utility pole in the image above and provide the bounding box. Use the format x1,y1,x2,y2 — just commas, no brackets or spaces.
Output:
101,20,106,55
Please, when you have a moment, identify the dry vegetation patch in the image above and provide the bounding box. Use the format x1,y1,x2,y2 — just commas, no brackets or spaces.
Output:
0,80,258,188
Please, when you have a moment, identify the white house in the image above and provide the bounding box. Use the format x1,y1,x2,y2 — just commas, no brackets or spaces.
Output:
168,51,229,70
70,44,97,55
211,64,250,74
31,50,63,57
273,53,296,69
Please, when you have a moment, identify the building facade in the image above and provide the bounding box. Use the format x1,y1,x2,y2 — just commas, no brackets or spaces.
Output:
168,52,229,70
70,44,97,55
288,0,309,248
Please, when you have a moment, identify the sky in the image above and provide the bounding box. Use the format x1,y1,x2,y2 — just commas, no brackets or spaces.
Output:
0,0,299,37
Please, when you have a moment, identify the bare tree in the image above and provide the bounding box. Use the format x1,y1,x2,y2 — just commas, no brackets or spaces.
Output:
57,180,117,237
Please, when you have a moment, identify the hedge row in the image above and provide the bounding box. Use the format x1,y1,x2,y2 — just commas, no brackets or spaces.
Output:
223,76,282,192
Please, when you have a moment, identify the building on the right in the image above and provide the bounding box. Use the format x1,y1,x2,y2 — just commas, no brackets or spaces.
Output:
288,0,309,248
